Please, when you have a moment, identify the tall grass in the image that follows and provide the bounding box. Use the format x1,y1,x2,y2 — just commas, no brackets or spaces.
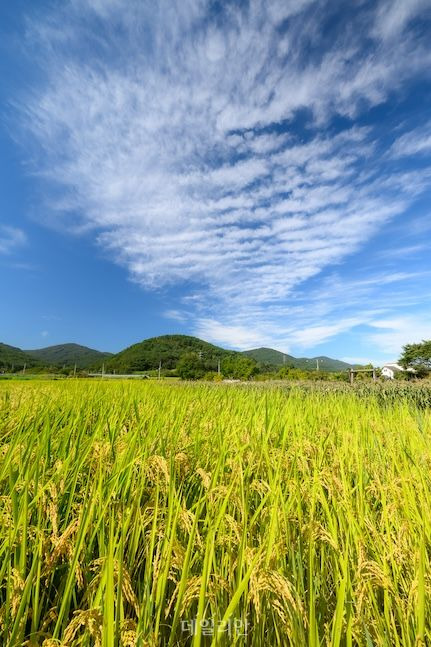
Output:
0,380,430,646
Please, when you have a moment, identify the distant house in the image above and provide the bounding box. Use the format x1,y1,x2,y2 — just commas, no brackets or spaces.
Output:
381,362,415,379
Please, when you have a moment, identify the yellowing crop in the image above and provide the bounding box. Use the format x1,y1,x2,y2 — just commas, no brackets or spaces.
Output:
0,380,430,645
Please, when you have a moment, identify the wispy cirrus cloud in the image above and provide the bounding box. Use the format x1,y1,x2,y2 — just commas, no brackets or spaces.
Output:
0,226,27,255
372,0,430,41
190,266,431,356
14,0,431,355
367,315,431,356
390,121,431,157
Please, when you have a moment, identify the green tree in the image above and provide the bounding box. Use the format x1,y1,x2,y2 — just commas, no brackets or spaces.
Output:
176,352,205,380
400,340,431,375
221,356,258,380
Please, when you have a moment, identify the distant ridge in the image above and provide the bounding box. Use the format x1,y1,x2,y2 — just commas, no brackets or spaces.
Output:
25,344,113,369
107,337,354,373
242,347,355,372
0,343,40,369
242,347,297,366
1,335,356,373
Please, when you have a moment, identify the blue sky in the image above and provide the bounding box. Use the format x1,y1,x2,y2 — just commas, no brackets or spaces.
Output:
1,0,431,364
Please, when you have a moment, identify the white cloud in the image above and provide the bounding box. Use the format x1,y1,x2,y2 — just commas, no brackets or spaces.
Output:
14,0,431,354
190,267,431,354
390,122,431,157
0,226,27,254
164,309,188,323
287,318,364,348
367,316,431,356
194,319,270,350
342,357,377,366
373,0,430,41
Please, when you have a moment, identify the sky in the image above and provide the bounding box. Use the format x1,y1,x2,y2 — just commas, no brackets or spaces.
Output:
1,0,431,364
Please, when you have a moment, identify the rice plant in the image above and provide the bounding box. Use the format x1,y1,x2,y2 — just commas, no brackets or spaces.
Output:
0,380,430,646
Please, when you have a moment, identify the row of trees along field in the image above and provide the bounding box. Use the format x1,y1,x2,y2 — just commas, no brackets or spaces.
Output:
176,352,258,380
2,339,430,381
179,339,431,381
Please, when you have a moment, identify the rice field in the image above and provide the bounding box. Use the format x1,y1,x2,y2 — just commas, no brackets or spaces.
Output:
0,380,430,646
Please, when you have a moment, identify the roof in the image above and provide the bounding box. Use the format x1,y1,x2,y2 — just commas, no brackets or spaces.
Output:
381,363,416,373
382,363,404,372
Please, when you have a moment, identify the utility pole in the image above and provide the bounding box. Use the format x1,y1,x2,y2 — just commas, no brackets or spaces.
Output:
22,363,26,375
73,363,77,377
283,354,286,365
158,360,162,380
217,359,221,375
316,358,319,371
102,363,105,377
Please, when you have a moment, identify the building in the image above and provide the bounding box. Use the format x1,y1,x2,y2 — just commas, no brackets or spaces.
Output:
381,362,415,379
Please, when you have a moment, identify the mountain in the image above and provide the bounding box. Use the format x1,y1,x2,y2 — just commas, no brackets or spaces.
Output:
242,347,297,366
107,336,353,374
1,336,355,374
106,334,237,372
243,347,354,372
0,343,40,369
294,356,356,372
25,344,113,369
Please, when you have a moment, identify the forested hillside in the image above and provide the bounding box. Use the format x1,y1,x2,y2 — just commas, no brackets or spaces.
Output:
25,344,112,369
243,347,354,371
0,343,40,369
106,334,236,372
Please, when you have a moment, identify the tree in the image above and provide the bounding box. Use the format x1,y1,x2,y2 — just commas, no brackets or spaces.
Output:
221,356,258,380
176,352,205,380
400,340,431,375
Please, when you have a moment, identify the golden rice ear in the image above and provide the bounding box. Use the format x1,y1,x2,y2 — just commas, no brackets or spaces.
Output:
196,467,211,489
146,455,170,486
174,452,190,477
120,564,140,617
10,568,25,617
62,609,103,646
120,618,139,647
180,575,202,615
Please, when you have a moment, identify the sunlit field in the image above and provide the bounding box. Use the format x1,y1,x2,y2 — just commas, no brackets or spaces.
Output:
1,380,430,646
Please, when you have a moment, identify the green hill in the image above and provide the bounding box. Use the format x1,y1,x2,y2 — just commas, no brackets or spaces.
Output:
1,336,356,374
25,344,113,369
107,336,353,374
295,355,355,372
0,343,40,369
242,347,297,367
106,335,236,373
243,347,354,372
